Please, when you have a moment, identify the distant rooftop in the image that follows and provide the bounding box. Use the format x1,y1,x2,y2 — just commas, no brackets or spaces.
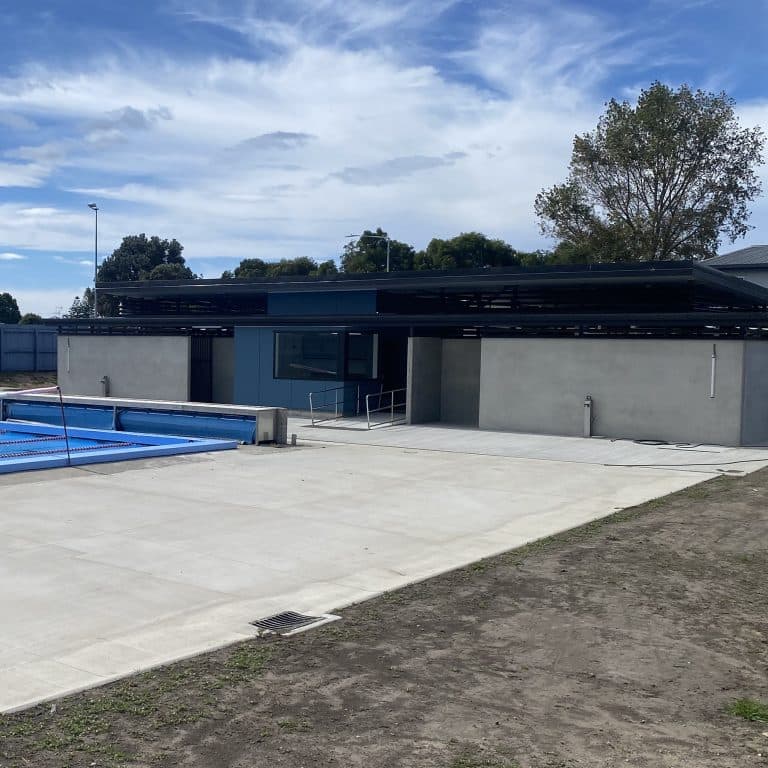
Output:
705,245,768,268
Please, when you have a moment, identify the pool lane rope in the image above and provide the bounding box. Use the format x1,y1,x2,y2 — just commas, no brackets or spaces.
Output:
0,386,72,467
0,441,129,460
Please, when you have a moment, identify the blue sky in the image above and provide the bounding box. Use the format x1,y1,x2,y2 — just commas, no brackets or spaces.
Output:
1,0,767,315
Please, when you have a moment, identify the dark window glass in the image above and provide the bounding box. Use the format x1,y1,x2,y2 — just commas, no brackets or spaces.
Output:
274,332,341,380
346,333,378,379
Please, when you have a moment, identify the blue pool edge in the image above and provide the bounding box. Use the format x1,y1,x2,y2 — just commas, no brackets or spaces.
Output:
0,421,238,475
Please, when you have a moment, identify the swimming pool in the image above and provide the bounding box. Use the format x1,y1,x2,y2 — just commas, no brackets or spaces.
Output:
0,421,237,474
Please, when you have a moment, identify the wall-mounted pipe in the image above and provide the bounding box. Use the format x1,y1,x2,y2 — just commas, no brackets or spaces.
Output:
583,394,593,437
710,344,717,399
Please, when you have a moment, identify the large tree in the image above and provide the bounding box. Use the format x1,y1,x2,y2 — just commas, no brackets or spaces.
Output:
92,234,196,315
535,82,765,261
414,232,521,270
0,292,21,324
97,234,196,282
341,229,415,272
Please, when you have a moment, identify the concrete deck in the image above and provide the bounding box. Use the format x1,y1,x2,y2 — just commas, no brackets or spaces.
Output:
2,427,767,712
289,418,768,472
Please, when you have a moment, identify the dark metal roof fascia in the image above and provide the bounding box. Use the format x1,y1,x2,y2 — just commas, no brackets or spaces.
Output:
95,262,698,296
50,310,768,331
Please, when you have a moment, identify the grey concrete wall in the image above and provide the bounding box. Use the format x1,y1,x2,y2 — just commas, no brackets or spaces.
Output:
741,341,768,445
211,337,235,404
406,337,442,423
479,338,746,445
58,335,191,401
441,339,481,426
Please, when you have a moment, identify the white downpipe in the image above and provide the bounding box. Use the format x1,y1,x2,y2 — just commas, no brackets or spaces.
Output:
710,344,717,399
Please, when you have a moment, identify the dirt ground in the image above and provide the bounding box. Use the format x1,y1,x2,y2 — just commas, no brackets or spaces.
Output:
1,470,767,768
0,371,56,391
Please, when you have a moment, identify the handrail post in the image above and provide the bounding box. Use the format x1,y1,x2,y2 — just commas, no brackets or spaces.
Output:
390,391,394,424
366,393,371,429
309,392,314,426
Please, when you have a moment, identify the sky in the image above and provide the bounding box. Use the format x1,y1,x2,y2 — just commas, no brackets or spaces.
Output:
1,0,767,315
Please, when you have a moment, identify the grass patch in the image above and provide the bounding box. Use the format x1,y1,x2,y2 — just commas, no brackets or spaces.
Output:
727,698,768,722
225,644,272,677
277,717,311,732
0,642,275,765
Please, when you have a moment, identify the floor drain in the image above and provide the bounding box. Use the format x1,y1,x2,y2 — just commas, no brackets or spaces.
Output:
250,610,339,636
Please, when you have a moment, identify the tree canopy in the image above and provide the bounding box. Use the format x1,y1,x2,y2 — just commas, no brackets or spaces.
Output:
65,288,95,319
97,234,196,282
341,229,415,272
415,232,521,270
0,292,21,324
222,230,561,279
535,82,765,261
222,256,338,279
18,312,43,324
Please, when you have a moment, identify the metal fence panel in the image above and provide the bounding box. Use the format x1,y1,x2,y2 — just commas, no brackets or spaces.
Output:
0,326,57,372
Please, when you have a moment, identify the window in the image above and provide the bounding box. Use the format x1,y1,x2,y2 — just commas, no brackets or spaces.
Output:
273,331,379,381
346,333,378,379
274,332,341,380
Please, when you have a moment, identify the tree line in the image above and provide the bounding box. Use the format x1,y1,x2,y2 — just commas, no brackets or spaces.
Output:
52,81,765,317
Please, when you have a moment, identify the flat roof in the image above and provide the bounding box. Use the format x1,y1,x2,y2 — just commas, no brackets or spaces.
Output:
95,259,759,295
50,260,768,338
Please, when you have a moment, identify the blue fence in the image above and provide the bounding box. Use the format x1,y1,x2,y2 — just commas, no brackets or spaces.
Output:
0,325,57,372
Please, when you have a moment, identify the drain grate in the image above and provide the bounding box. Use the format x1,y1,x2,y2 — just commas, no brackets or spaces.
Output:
250,610,339,636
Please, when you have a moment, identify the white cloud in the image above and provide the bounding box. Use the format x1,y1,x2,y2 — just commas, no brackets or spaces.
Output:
0,42,596,256
54,255,93,267
0,252,26,260
0,0,765,270
5,287,86,317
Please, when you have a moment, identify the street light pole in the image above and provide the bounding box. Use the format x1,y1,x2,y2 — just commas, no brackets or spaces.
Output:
88,203,98,317
346,232,392,272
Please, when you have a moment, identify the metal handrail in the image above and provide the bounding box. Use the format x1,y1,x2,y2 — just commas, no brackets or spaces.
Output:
365,387,407,429
309,384,361,425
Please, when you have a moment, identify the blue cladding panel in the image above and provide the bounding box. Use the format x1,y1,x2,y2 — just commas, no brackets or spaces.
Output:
268,291,376,316
233,326,379,412
118,410,257,443
234,327,332,410
4,402,115,429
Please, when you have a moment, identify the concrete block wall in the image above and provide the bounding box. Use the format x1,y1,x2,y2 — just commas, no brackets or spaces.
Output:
58,335,191,401
741,341,768,445
407,338,481,425
479,338,746,445
441,339,481,425
406,337,442,423
407,335,768,445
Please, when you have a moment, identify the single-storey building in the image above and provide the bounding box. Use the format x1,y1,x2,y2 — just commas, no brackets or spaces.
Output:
51,260,768,446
